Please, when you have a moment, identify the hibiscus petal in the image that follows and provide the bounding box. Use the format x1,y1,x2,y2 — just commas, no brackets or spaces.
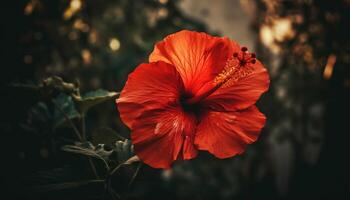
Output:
204,60,270,111
149,30,236,96
117,61,184,128
194,106,266,158
131,106,197,169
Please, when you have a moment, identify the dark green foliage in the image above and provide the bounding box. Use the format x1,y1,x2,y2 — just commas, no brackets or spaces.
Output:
2,0,349,200
53,93,80,129
77,89,119,113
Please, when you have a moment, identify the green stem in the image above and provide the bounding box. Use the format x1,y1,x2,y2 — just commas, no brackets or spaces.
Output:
52,100,83,141
53,100,100,180
81,112,86,140
109,163,124,176
80,112,101,179
89,158,100,179
128,162,142,187
110,188,121,200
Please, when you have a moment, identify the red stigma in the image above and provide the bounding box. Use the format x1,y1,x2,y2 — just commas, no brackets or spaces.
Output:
214,46,257,89
233,47,257,67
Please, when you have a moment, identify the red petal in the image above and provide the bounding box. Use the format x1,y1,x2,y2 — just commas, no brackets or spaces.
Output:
117,61,184,128
194,106,266,158
182,135,198,160
131,106,197,169
204,60,270,111
149,30,235,96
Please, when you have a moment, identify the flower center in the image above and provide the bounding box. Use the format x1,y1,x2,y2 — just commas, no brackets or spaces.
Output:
180,93,202,116
186,47,256,105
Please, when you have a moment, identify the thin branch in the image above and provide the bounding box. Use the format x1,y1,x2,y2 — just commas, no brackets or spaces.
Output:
63,144,111,172
89,158,100,179
81,112,86,140
79,105,101,179
128,162,142,188
53,100,103,180
52,100,82,141
109,163,124,176
120,163,142,200
91,154,110,172
110,188,122,200
104,156,140,200
104,162,125,199
108,156,140,176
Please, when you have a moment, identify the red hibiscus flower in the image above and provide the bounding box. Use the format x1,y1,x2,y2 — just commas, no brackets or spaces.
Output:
117,30,270,169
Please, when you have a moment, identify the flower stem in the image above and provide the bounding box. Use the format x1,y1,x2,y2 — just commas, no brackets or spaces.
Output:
81,112,86,140
128,162,142,188
52,100,83,141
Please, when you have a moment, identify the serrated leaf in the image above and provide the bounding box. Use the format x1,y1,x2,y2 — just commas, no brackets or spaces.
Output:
114,139,134,163
62,139,135,166
62,141,113,161
53,93,80,129
62,141,112,171
75,89,119,113
42,76,77,94
95,144,114,160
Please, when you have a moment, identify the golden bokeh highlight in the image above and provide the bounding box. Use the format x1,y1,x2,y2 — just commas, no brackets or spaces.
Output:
109,38,121,51
63,0,82,20
323,54,337,80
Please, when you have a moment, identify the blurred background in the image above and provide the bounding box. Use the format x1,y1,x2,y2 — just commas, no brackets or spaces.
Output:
1,0,350,199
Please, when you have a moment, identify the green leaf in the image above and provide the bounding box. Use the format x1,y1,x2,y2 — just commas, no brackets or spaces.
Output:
62,141,113,161
53,93,80,129
62,141,112,171
63,139,135,166
91,128,134,164
75,89,119,113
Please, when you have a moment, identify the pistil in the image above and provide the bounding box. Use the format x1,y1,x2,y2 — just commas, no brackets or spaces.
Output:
186,47,256,105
